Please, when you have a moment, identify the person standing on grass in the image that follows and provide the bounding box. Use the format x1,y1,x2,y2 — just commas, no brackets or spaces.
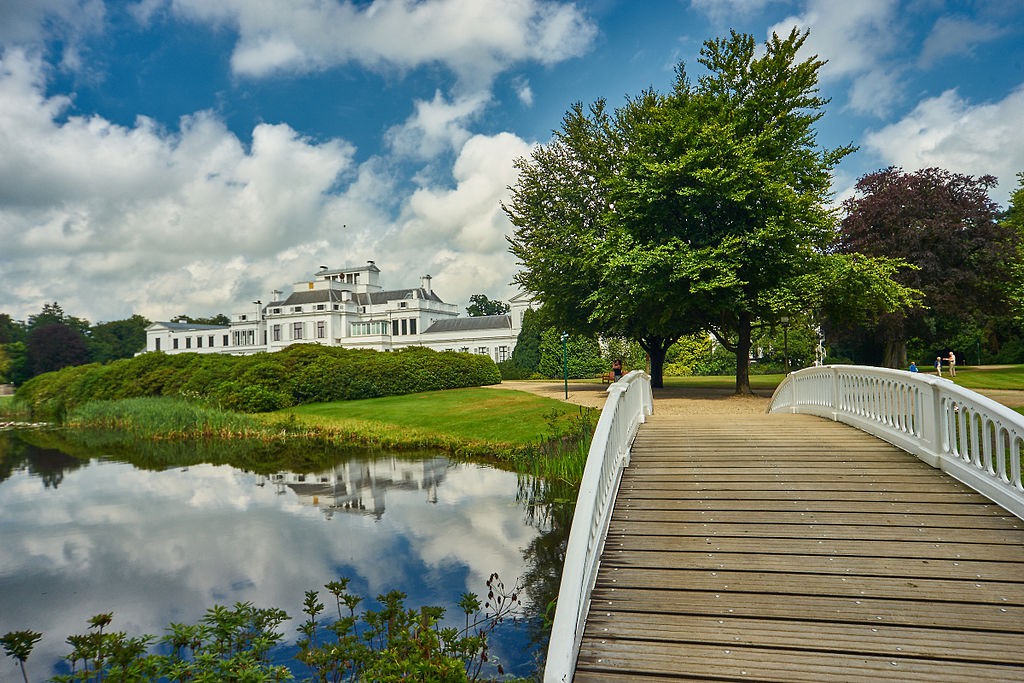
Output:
935,356,943,376
947,351,956,377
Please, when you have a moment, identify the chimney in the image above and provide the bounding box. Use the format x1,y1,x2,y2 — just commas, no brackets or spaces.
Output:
421,274,432,295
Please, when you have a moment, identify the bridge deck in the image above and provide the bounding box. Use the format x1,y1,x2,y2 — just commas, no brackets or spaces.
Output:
574,413,1024,682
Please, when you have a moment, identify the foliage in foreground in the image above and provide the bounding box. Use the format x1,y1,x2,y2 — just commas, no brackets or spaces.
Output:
17,344,501,421
3,576,525,683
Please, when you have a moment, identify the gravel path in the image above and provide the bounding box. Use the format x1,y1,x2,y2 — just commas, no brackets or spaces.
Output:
484,380,772,415
485,380,1023,415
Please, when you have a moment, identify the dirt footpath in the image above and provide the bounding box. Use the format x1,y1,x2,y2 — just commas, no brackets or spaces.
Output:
484,380,771,415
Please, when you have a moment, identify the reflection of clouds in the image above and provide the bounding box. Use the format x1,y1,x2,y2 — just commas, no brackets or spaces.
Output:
0,453,543,677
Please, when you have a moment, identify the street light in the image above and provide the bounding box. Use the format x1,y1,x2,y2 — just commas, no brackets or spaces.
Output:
561,332,569,399
780,316,790,373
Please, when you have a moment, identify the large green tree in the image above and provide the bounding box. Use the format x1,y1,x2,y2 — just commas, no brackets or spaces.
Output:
837,166,1015,367
465,294,510,317
507,29,914,391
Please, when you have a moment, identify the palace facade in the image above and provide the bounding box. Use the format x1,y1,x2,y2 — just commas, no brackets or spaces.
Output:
144,261,532,363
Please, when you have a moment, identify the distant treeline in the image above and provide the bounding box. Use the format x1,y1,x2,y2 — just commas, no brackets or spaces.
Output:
17,344,501,420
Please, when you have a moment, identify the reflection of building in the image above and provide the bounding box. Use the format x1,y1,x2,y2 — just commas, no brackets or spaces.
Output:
257,456,450,520
144,262,535,363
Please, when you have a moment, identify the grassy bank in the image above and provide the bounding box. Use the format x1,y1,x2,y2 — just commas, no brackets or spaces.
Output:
61,389,595,481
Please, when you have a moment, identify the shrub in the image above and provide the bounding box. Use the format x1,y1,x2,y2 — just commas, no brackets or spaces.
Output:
17,345,502,420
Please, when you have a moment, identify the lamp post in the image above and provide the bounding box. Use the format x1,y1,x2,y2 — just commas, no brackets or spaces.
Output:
780,316,790,373
561,332,569,399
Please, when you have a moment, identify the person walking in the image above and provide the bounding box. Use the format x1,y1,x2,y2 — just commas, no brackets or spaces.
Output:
947,351,957,377
935,356,943,376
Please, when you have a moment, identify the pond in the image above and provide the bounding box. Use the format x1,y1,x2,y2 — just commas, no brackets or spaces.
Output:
0,430,572,681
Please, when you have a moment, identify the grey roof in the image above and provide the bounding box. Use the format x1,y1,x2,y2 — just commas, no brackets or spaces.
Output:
279,289,347,306
150,321,229,331
355,288,445,305
423,315,511,334
278,287,444,308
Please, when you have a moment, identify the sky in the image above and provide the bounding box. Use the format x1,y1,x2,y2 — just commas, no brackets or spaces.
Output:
1,0,1023,325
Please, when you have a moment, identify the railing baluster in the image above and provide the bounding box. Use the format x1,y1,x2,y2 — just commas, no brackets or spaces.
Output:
544,370,653,683
769,365,1024,521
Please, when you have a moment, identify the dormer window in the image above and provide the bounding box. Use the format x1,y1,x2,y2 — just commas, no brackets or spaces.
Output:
400,301,407,308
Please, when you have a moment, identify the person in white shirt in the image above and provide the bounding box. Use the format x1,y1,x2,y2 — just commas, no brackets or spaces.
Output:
947,351,956,377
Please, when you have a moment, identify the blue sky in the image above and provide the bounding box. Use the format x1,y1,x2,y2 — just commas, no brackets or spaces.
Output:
1,0,1023,324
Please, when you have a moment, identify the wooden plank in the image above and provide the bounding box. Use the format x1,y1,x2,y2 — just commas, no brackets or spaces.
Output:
575,640,1022,682
581,612,1024,664
600,550,1024,582
603,533,1024,562
571,413,1024,681
605,520,1024,544
588,586,1024,631
610,508,1023,529
593,567,1024,604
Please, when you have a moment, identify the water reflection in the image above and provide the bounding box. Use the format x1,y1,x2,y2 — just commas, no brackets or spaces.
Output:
0,431,568,680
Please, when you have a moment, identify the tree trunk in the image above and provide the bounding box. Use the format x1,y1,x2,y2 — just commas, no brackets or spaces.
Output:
734,313,753,395
639,336,674,389
882,339,907,369
648,345,666,388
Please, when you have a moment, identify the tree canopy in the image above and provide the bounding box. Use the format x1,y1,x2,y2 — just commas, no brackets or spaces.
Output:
506,29,915,391
466,294,510,317
836,166,1015,367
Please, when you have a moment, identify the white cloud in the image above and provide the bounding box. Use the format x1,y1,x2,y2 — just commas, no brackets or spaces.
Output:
0,49,359,323
918,15,1006,68
385,90,490,159
512,76,534,107
0,0,105,47
768,0,904,116
165,0,596,89
690,0,786,23
388,132,535,304
863,85,1024,208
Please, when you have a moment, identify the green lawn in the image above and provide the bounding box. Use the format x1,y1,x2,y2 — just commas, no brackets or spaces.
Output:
281,387,586,446
945,364,1024,390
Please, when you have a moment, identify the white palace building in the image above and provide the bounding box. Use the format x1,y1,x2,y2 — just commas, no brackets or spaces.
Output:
144,261,532,363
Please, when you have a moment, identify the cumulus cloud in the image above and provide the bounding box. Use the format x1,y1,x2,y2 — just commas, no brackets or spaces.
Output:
0,49,360,322
385,90,490,159
0,0,105,47
863,85,1024,208
0,47,536,323
163,0,596,89
918,15,1007,68
389,132,535,303
768,0,903,116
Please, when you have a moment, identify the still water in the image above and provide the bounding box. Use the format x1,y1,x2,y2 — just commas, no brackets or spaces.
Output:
0,431,565,680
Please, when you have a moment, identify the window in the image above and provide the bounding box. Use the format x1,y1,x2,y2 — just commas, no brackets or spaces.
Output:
292,306,302,312
316,304,325,311
392,320,399,336
292,322,304,340
155,338,161,351
223,335,229,346
401,319,407,335
476,347,488,355
272,307,281,314
272,324,281,342
196,336,202,348
409,319,416,334
317,320,326,339
173,338,179,350
460,347,469,353
400,301,407,308
185,337,192,349
209,335,215,347
498,345,509,362
351,321,389,336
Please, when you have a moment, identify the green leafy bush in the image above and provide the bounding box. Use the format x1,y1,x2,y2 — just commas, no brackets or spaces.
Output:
17,345,501,420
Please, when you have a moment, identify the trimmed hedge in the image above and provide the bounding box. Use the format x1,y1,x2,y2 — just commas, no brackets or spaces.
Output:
17,345,501,420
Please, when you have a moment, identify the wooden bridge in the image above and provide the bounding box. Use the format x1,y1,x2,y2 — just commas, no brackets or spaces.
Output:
545,368,1024,682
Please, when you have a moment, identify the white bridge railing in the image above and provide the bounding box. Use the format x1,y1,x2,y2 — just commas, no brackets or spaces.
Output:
769,365,1024,520
544,370,653,683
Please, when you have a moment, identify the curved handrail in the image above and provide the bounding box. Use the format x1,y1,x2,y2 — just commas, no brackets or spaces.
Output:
769,365,1024,520
544,370,653,683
